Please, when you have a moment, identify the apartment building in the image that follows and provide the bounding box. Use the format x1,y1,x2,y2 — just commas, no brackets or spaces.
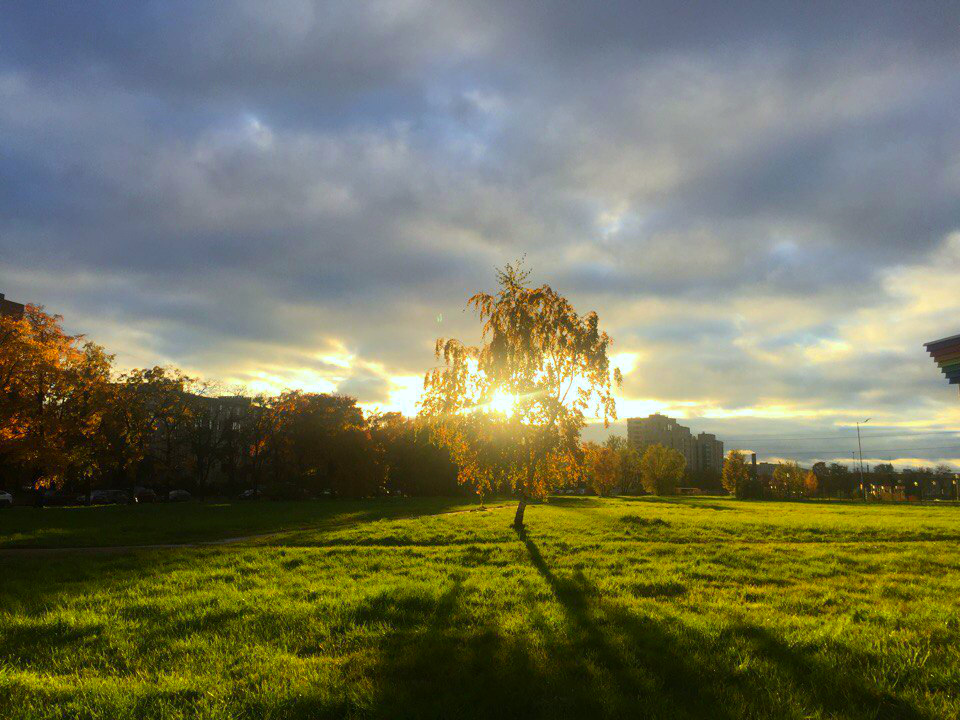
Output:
627,413,724,473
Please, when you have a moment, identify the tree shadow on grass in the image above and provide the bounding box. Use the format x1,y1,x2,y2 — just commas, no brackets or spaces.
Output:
1,497,473,550
269,498,484,547
0,532,937,720
0,619,106,669
349,531,934,720
516,527,733,720
723,624,928,720
341,532,735,720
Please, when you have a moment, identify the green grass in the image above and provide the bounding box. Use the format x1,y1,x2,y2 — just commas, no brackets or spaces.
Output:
0,497,472,549
2,497,960,719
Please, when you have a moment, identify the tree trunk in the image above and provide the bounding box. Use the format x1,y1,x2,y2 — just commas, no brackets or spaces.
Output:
513,496,527,528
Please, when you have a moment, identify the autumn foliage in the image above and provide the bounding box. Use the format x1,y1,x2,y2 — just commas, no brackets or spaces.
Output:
584,442,620,496
0,305,112,489
0,306,460,499
639,443,686,495
421,263,621,525
722,449,750,497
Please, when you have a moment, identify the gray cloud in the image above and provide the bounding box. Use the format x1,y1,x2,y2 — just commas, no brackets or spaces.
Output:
2,1,959,466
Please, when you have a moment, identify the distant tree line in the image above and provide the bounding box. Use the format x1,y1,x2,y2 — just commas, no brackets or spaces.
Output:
6,304,953,505
721,449,957,501
0,298,688,505
805,460,957,501
580,440,720,497
0,305,462,499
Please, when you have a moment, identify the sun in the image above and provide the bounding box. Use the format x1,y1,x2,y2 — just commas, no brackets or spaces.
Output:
487,389,517,416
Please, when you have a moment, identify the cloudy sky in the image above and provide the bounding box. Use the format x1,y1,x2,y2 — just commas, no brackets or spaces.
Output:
2,1,960,469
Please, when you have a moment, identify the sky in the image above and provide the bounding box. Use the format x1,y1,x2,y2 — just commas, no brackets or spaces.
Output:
2,1,960,470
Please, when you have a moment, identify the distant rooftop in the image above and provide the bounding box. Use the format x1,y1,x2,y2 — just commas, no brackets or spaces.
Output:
0,292,25,320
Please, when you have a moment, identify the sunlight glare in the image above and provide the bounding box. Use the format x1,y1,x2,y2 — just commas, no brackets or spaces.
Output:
488,389,517,416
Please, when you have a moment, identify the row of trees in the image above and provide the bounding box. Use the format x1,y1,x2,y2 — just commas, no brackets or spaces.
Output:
14,266,948,517
583,439,688,496
809,460,957,499
721,450,957,500
0,295,689,505
720,453,816,499
0,305,462,498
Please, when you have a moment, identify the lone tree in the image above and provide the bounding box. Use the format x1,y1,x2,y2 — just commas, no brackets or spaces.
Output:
605,434,642,493
772,461,805,498
420,263,621,527
584,441,620,497
722,449,750,496
639,443,685,495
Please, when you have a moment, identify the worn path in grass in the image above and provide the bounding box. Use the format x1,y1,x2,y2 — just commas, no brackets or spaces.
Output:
3,497,960,719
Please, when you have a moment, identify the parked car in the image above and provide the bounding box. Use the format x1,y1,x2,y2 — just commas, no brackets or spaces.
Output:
168,489,191,502
0,491,12,508
259,482,311,501
90,489,131,505
42,489,78,506
238,488,262,501
133,487,158,503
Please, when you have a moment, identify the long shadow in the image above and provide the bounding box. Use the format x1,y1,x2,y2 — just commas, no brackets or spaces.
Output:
0,547,238,678
515,529,929,720
238,582,555,720
268,498,483,547
516,527,733,720
337,531,738,719
1,547,204,610
725,624,927,720
337,529,938,719
1,521,938,719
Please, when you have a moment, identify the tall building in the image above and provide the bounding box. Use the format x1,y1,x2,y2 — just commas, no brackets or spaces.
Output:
696,432,724,475
627,413,724,473
0,292,25,320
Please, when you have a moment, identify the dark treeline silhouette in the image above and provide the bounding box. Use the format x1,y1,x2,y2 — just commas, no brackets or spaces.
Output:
806,460,957,501
726,454,957,501
0,305,462,500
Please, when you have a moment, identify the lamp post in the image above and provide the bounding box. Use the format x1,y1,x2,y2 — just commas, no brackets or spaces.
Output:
856,418,870,501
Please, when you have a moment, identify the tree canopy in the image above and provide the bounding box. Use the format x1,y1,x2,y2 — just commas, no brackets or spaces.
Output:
0,305,462,500
722,449,749,496
604,435,642,493
420,263,621,526
584,442,619,496
772,461,805,498
639,443,685,495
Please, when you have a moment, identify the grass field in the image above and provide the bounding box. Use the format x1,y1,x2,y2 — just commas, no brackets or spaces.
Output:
0,497,469,549
2,497,960,719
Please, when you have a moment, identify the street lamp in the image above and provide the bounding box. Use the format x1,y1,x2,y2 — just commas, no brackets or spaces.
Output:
856,418,870,501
